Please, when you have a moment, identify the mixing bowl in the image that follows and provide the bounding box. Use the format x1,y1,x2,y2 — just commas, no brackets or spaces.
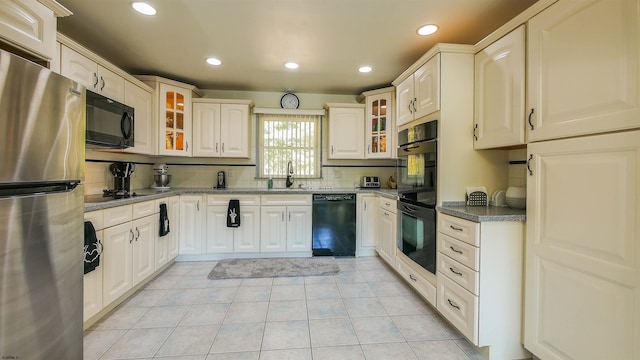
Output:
153,174,171,188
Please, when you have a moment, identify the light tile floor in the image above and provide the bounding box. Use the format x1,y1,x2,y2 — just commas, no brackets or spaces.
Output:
84,257,483,360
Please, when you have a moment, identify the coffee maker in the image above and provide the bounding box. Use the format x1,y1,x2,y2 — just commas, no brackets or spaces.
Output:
216,171,226,189
108,162,135,198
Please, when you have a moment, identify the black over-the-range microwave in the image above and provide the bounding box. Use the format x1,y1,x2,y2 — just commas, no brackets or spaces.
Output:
85,90,135,149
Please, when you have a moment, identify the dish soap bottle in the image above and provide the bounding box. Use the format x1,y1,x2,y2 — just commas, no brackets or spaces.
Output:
387,176,397,189
267,177,273,189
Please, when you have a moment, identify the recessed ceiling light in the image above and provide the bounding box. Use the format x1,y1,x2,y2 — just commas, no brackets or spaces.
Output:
359,66,373,73
417,24,438,36
131,2,157,16
205,57,222,66
285,62,299,69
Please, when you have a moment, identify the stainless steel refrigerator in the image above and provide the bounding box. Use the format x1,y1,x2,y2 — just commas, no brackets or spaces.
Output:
0,49,85,359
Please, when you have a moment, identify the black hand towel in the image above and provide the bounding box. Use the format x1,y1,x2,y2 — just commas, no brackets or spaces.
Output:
227,199,241,228
159,203,170,237
84,221,102,274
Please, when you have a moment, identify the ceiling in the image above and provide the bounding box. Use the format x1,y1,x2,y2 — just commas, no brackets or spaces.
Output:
56,0,537,95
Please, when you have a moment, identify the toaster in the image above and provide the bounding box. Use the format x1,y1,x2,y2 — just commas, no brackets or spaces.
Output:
360,176,381,188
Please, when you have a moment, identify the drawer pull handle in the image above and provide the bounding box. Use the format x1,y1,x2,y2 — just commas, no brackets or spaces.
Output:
447,299,461,310
135,227,140,241
449,267,462,276
449,225,463,231
409,274,417,282
129,229,135,243
449,246,463,254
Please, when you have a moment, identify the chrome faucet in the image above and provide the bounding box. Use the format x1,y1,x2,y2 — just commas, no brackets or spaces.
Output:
285,160,294,188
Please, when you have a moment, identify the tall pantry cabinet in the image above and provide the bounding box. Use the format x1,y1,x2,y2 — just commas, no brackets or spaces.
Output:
524,0,640,359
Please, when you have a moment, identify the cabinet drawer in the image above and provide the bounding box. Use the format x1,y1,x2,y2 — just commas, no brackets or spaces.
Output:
133,200,156,218
84,210,104,231
208,194,261,206
438,233,479,271
261,194,311,206
395,254,436,306
103,205,132,228
438,253,479,295
155,197,169,209
378,197,397,213
438,213,479,246
437,274,478,344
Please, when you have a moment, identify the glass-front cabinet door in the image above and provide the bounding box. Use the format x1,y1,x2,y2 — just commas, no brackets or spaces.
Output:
365,89,394,159
159,83,192,156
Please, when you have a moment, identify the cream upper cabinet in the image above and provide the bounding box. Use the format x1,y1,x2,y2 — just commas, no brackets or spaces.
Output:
396,54,440,127
192,100,252,158
0,0,66,60
525,130,640,360
527,0,640,142
327,103,365,159
193,102,221,157
61,45,125,102
137,76,200,157
363,88,395,159
159,83,192,156
474,25,526,149
220,103,250,158
123,81,155,155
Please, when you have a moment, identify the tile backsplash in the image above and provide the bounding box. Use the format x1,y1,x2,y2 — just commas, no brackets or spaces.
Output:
508,149,528,187
84,160,396,194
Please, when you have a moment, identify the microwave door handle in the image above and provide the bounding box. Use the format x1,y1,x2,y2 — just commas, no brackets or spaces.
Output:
121,112,133,139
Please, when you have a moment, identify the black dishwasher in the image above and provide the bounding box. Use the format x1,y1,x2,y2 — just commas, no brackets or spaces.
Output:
312,193,357,256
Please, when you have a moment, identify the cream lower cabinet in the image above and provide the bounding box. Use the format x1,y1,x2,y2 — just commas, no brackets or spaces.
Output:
83,210,104,322
179,195,205,254
260,195,312,253
357,194,377,256
376,198,397,266
154,196,179,270
206,195,261,253
525,130,640,360
527,0,640,142
436,213,525,360
101,201,156,307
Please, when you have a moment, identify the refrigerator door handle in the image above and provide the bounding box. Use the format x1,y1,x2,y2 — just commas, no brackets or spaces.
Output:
0,181,80,198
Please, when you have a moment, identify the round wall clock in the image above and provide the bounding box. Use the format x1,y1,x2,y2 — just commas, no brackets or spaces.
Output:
280,93,300,109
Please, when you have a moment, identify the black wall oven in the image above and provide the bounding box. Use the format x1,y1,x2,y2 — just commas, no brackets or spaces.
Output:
397,120,437,275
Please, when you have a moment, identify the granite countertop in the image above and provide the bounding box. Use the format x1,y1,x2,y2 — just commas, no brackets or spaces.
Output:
437,202,526,222
84,187,399,211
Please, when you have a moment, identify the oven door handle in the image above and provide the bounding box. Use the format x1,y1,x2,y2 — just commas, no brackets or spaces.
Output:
400,145,421,152
402,205,418,212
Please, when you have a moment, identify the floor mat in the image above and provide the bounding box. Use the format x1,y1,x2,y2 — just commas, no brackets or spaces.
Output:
207,257,340,279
